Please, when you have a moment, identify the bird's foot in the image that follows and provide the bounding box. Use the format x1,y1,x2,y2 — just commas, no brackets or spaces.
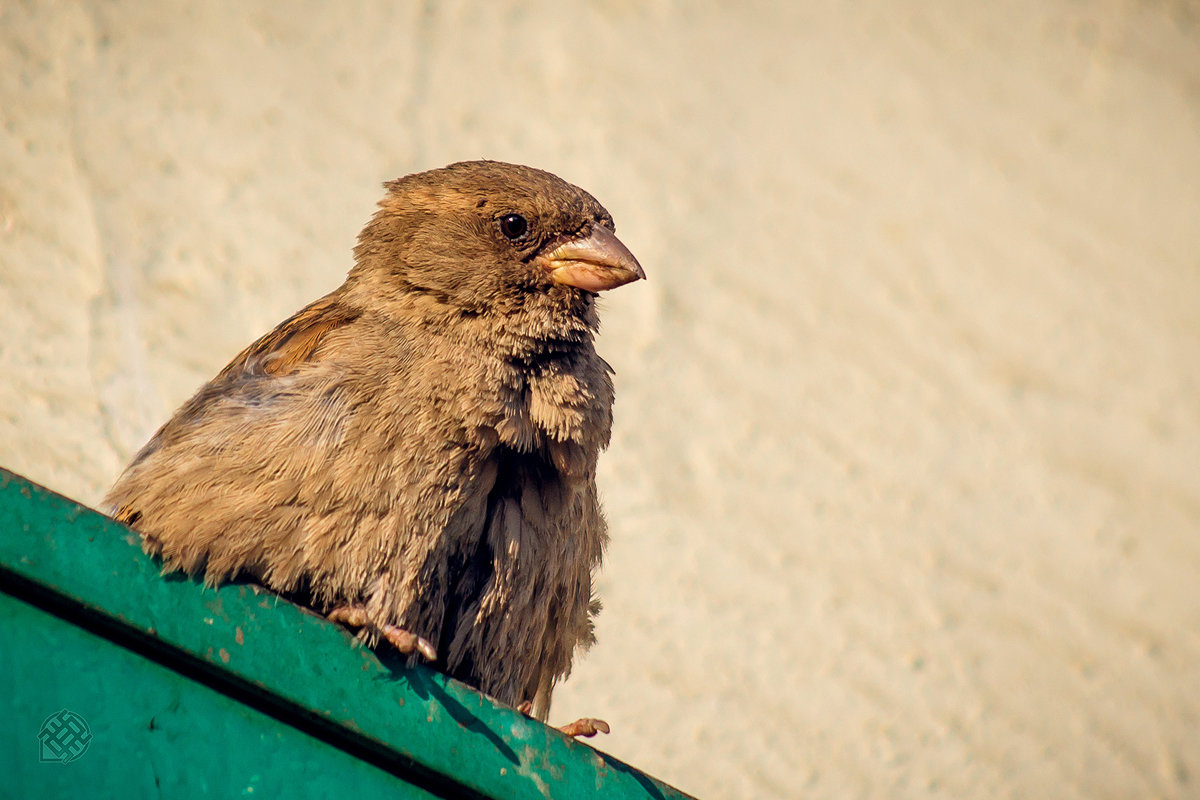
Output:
327,606,437,661
515,701,610,738
558,718,611,737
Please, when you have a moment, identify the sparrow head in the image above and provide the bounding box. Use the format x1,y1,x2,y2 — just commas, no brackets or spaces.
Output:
350,160,644,315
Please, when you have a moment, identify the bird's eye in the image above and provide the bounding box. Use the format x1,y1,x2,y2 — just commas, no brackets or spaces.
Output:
499,214,529,240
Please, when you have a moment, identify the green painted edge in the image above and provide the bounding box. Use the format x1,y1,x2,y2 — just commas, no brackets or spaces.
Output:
0,468,694,800
3,591,445,799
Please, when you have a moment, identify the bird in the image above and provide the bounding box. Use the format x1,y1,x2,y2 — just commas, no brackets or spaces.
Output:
104,160,645,737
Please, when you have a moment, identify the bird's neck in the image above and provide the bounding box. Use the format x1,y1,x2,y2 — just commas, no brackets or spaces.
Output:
343,278,600,361
488,289,600,362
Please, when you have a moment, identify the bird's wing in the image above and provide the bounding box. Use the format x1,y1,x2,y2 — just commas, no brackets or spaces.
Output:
105,290,378,587
114,291,362,479
217,290,362,380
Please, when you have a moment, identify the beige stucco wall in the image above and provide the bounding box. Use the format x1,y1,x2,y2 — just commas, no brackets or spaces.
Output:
3,2,1198,797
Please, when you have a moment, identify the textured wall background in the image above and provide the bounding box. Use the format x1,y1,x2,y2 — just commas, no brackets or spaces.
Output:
3,2,1198,798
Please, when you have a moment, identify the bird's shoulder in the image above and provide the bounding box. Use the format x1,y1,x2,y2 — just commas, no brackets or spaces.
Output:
119,292,371,470
217,290,364,380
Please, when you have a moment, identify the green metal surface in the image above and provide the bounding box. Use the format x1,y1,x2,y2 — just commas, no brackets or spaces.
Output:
0,468,693,799
2,591,439,799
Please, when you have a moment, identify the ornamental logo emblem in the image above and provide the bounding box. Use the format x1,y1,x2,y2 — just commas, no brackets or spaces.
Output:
38,709,93,763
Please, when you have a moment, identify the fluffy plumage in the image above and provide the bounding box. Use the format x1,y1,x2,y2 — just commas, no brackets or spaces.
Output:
104,161,643,723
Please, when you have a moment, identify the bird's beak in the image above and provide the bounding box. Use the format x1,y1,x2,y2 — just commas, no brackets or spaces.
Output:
538,226,646,292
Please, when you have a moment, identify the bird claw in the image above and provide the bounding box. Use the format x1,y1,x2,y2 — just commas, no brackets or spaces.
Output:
380,623,438,662
327,606,437,661
514,701,608,737
558,717,610,738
